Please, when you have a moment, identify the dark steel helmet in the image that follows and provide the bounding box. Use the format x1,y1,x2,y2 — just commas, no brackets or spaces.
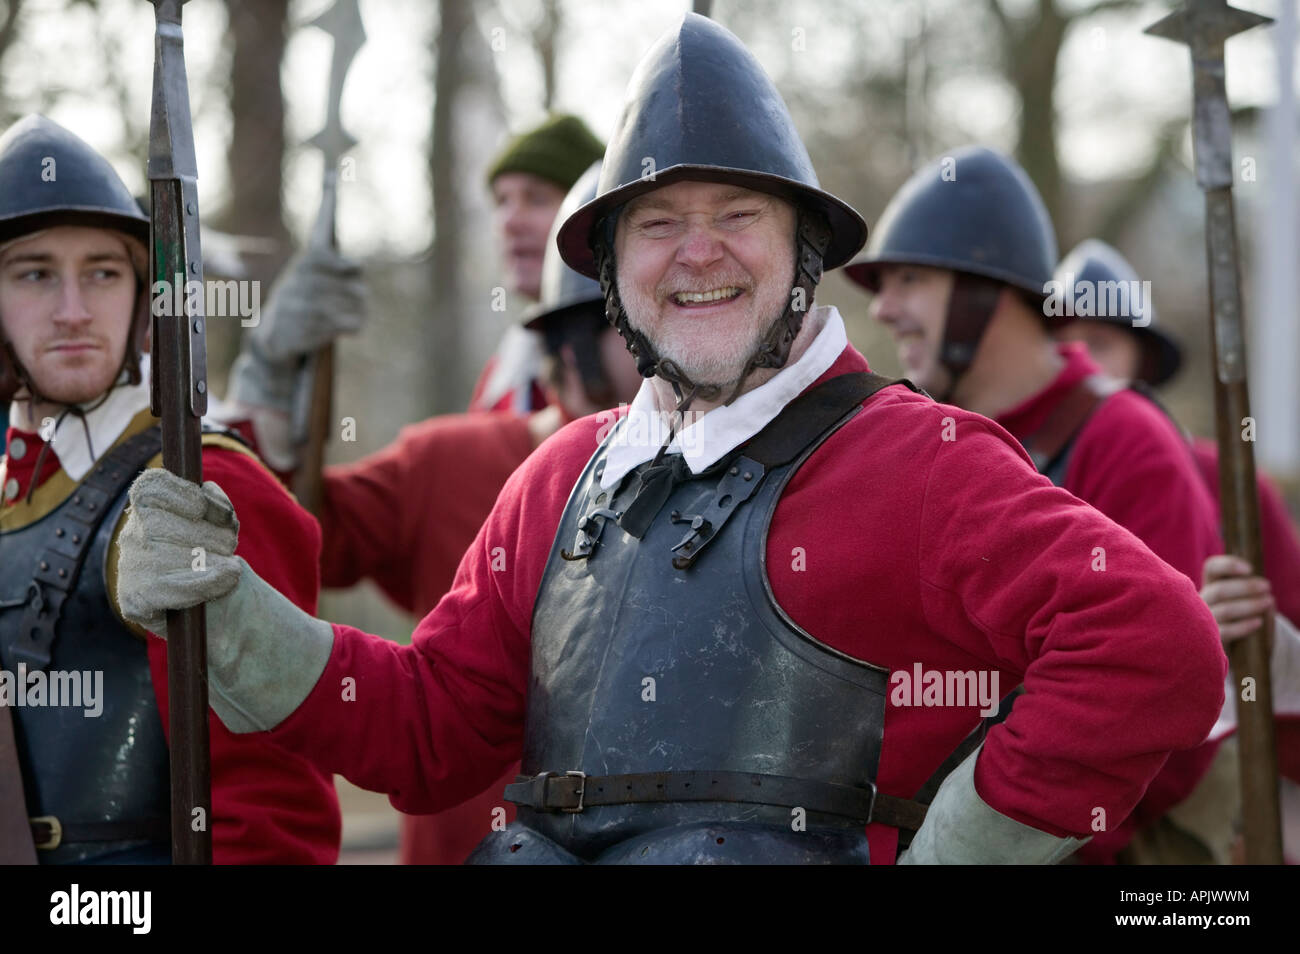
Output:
1054,239,1182,387
0,114,149,247
845,145,1056,297
0,115,150,401
524,162,603,332
556,13,867,279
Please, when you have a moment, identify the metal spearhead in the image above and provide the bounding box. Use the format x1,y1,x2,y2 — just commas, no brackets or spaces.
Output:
289,0,366,514
1146,0,1272,190
146,0,212,866
148,0,207,418
305,0,365,250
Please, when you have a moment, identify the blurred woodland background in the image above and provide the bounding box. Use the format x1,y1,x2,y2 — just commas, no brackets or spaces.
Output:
4,0,1296,857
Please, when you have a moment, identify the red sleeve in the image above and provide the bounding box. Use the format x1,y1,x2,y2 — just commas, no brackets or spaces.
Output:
915,415,1225,840
317,424,424,612
146,446,341,864
318,414,535,614
1053,396,1226,860
271,417,602,812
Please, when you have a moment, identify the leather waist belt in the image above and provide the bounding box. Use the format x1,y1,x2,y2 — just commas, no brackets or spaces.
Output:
504,770,928,831
29,816,169,851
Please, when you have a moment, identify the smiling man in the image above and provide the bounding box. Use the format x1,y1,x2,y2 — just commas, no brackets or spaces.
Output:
469,114,606,413
0,115,340,864
115,16,1225,865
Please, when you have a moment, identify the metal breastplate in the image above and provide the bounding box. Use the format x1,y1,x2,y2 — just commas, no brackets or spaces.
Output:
516,381,892,863
0,428,170,864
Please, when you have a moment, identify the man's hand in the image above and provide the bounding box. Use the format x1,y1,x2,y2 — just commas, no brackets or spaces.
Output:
118,469,243,636
249,246,367,363
1201,554,1275,645
116,468,334,733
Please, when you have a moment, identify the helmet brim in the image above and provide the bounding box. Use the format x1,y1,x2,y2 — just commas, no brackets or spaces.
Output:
556,164,867,280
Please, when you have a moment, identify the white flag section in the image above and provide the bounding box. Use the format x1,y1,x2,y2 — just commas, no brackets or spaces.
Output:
1251,0,1300,478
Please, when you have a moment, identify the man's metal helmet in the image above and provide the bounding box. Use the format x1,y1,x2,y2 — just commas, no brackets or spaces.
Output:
845,146,1056,295
0,115,151,401
1054,239,1182,387
845,146,1057,392
524,162,610,407
554,13,867,405
0,115,149,247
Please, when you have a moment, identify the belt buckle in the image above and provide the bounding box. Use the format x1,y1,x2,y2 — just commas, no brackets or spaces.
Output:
558,770,587,813
30,815,62,850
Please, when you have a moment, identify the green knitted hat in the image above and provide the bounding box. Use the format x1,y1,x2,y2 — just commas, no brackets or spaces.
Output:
486,114,604,191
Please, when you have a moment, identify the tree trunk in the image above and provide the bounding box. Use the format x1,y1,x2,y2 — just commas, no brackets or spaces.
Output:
219,0,292,278
428,0,472,415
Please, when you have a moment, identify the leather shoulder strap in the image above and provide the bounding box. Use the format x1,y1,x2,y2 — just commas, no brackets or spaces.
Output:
8,427,163,671
1020,375,1122,484
742,371,923,468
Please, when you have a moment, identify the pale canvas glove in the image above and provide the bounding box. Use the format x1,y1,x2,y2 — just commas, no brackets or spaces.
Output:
897,743,1089,864
248,245,367,364
117,468,334,733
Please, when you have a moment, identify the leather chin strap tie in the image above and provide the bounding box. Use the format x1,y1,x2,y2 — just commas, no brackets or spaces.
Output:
936,272,1005,402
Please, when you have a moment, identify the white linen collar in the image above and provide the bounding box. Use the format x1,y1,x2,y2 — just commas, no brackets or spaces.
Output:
8,353,153,482
600,305,848,490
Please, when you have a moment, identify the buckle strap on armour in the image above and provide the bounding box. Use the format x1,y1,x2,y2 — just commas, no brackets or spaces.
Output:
505,769,929,831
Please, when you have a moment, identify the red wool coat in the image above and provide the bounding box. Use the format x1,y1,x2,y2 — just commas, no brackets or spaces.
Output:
269,343,1226,864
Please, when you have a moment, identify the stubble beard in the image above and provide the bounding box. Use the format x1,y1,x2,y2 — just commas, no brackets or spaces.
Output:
617,262,794,392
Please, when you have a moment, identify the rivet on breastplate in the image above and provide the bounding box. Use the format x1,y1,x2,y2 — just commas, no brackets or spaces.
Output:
39,560,48,570
74,496,82,505
55,527,65,537
729,466,739,476
669,510,680,521
72,534,81,544
742,472,753,481
57,569,66,578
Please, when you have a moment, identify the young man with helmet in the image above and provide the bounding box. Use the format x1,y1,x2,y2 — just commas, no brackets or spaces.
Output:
114,15,1225,864
848,147,1226,863
0,114,340,864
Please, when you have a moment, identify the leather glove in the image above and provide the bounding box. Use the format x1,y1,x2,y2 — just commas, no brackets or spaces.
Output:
116,468,334,732
897,743,1089,864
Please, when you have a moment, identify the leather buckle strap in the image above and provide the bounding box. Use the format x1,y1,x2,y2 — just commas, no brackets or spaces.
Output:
505,769,905,826
504,771,588,813
29,815,62,850
28,816,169,851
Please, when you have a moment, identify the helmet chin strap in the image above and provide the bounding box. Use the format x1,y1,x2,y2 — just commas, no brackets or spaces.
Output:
593,205,832,456
933,272,1004,402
